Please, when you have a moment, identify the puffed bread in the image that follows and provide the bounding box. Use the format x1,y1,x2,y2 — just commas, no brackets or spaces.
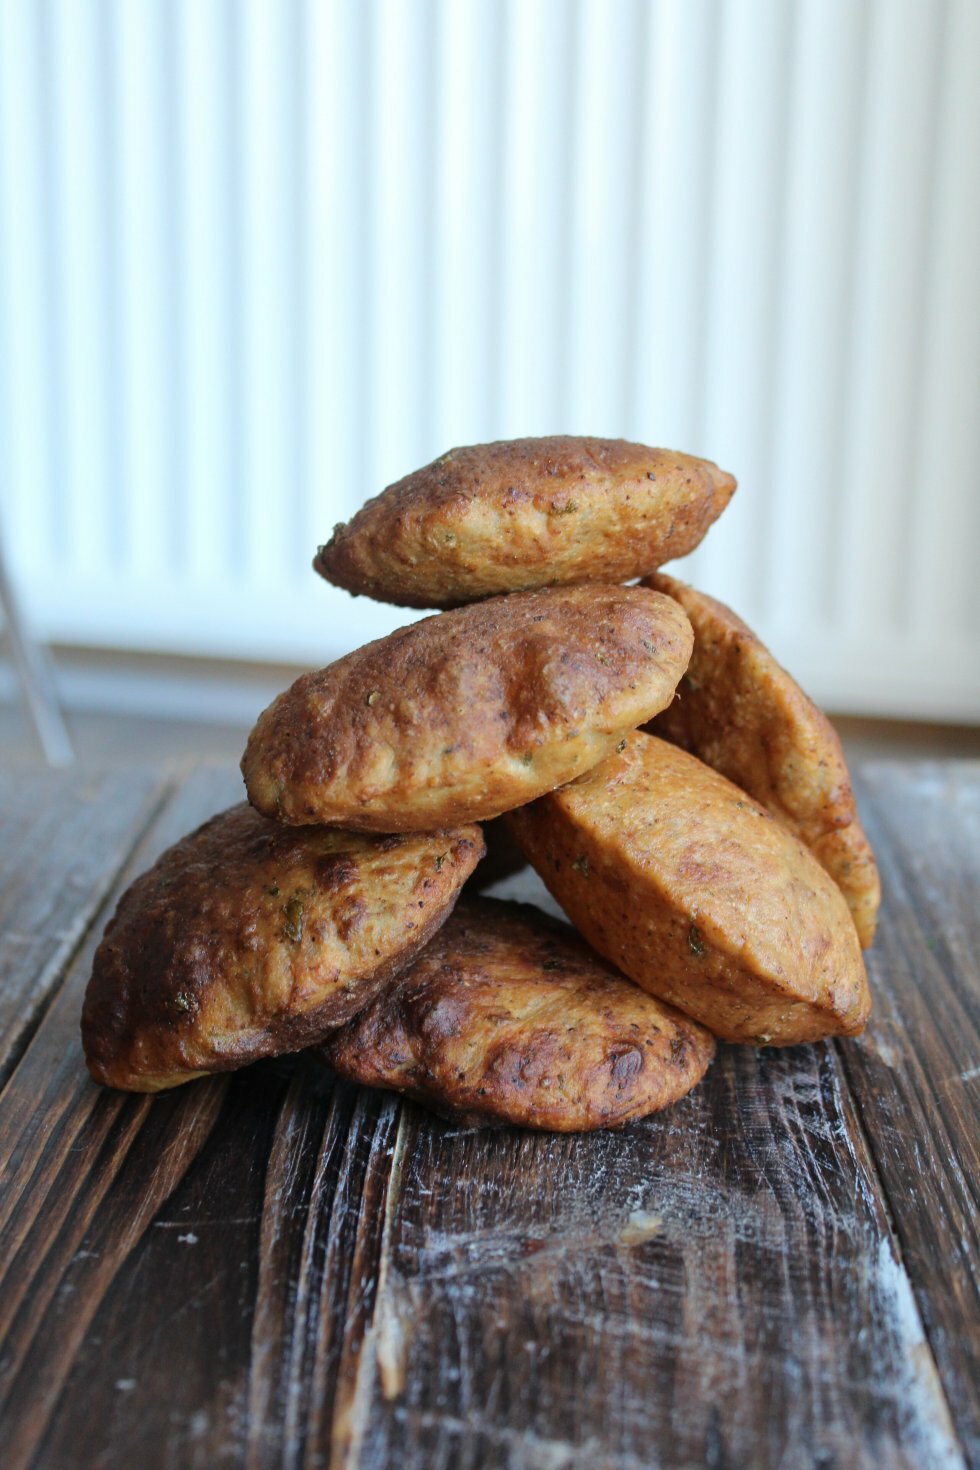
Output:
316,436,735,608
321,896,716,1130
645,573,880,947
507,733,871,1046
82,806,484,1091
242,584,693,832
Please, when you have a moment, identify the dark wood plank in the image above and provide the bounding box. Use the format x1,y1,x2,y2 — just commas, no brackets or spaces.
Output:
0,763,403,1470
844,761,980,1462
20,1063,390,1470
338,1051,962,1468
3,1054,396,1470
0,763,971,1470
0,765,245,1469
0,767,169,1086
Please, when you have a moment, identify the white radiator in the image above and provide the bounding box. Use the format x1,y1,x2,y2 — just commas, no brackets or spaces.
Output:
1,0,978,720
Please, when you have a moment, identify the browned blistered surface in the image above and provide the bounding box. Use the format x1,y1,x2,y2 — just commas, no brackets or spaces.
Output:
315,436,736,608
507,733,871,1046
645,573,880,947
321,896,716,1131
82,805,484,1091
242,584,692,831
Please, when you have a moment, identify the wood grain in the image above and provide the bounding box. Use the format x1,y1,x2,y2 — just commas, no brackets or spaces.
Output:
844,762,980,1463
0,762,975,1470
0,767,168,1086
0,767,243,1468
336,1049,961,1469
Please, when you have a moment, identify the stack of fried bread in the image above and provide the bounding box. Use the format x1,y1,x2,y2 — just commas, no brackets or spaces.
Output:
82,437,879,1131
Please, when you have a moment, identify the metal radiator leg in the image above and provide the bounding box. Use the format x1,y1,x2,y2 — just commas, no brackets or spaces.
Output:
0,541,74,766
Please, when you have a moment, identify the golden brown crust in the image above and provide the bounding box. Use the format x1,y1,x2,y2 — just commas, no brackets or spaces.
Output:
242,585,693,831
82,805,484,1092
506,733,871,1046
315,436,735,608
320,897,716,1131
645,573,880,947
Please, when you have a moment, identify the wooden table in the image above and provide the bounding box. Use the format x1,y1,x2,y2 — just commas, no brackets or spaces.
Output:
0,762,976,1470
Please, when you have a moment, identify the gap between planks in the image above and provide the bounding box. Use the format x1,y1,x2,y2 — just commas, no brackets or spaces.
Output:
327,1098,413,1470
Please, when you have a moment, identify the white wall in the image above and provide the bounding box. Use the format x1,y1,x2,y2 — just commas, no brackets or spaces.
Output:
1,0,978,720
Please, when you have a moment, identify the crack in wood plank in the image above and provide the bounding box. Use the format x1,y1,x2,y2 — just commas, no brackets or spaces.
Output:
244,1065,344,1470
326,1095,409,1470
277,1080,363,1469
